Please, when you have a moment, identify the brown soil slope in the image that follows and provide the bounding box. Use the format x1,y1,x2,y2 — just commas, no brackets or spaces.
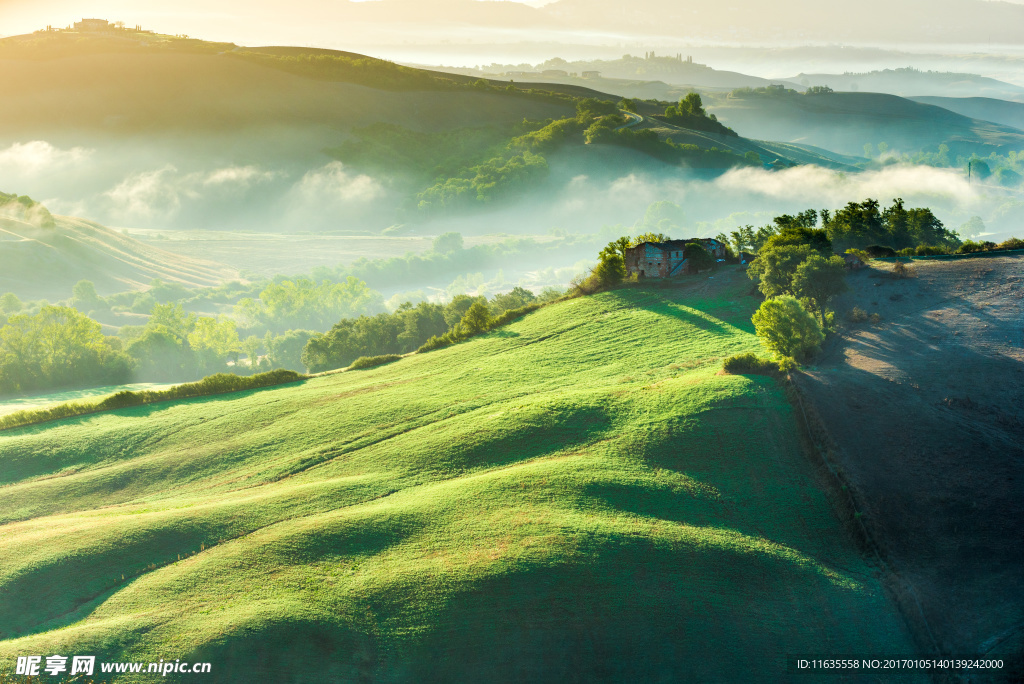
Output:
793,255,1024,677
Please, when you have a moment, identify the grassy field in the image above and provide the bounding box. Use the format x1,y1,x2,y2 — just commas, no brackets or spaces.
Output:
0,383,177,418
0,268,918,682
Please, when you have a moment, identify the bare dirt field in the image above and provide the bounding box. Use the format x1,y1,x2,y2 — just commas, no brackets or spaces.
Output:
793,254,1024,680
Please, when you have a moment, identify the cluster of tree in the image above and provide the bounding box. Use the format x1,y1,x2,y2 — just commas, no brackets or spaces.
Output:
583,116,750,168
747,225,848,361
0,190,55,228
0,306,132,394
659,93,737,137
301,287,554,373
728,85,799,99
233,276,385,334
415,151,549,214
121,303,243,382
954,236,1024,255
329,121,526,180
725,200,959,255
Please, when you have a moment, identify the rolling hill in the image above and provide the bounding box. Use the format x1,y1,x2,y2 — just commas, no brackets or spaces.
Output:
0,31,578,160
909,96,1024,132
0,207,237,301
794,69,1024,102
0,269,919,681
707,89,1024,158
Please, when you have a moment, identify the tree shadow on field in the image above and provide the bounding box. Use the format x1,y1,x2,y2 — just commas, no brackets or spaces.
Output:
604,290,730,335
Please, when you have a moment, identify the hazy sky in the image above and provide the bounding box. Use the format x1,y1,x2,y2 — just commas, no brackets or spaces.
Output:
3,0,1024,71
4,0,1024,47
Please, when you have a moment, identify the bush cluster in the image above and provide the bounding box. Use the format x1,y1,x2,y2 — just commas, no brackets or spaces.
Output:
417,302,542,353
348,354,402,370
722,353,781,376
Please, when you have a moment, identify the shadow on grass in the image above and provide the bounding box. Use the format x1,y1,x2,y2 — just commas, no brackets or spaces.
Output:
603,289,731,335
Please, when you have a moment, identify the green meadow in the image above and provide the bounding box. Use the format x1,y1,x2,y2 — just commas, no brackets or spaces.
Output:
0,268,918,682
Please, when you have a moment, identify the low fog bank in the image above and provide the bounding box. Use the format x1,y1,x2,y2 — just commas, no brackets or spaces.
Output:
2,138,1019,251
418,152,1022,245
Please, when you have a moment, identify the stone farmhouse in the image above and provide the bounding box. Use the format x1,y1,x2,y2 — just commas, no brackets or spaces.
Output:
624,238,727,278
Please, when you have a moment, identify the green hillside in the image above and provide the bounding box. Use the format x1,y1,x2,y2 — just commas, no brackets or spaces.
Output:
0,269,918,681
0,210,237,301
794,69,1024,101
0,32,578,153
707,89,1024,158
909,96,1024,132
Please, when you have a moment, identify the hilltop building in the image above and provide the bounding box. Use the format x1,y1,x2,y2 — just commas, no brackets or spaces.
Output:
74,18,111,32
581,70,600,78
624,238,727,278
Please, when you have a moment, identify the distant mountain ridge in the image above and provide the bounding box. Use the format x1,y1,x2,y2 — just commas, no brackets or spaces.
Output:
794,68,1024,102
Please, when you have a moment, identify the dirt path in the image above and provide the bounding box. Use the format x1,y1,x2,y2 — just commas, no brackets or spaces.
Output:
793,255,1024,680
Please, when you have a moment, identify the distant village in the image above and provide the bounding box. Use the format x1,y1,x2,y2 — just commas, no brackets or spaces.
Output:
38,18,188,39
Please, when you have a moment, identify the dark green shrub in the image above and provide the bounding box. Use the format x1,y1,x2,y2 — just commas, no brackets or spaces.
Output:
491,303,541,327
349,354,402,370
847,307,869,323
865,244,896,257
722,353,780,376
751,295,825,362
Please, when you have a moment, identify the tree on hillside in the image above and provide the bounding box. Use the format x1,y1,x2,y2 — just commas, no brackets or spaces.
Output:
125,331,189,382
71,280,102,311
601,236,632,260
751,296,824,362
187,317,241,376
824,198,958,251
459,301,493,336
264,329,317,372
0,293,21,315
631,232,669,246
490,287,537,315
432,232,464,255
444,294,484,328
618,98,639,113
747,244,814,298
241,336,262,371
0,306,132,393
791,254,848,325
958,216,985,239
594,252,626,288
681,92,705,117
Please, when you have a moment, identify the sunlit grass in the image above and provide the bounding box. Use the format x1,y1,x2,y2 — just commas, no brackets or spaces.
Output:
0,268,917,681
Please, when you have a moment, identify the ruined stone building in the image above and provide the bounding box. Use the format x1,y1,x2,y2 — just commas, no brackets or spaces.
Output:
623,238,727,278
